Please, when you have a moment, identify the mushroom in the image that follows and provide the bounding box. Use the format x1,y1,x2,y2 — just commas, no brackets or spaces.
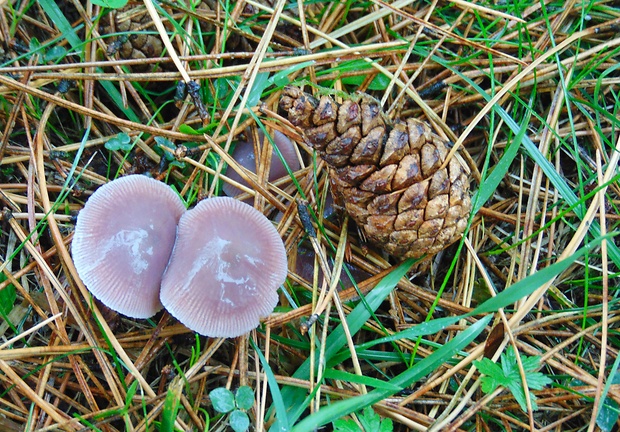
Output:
223,130,300,198
160,197,287,338
72,175,185,319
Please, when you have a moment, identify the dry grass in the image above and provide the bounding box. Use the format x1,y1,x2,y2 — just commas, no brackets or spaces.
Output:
0,0,619,431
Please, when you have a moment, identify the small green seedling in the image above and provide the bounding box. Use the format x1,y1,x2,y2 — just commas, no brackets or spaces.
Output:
474,346,552,412
104,132,132,152
154,136,186,169
26,38,67,64
209,386,254,432
333,406,393,432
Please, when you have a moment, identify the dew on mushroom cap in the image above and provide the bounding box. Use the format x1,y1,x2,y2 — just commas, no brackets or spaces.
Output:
160,197,288,338
72,175,185,319
223,130,300,198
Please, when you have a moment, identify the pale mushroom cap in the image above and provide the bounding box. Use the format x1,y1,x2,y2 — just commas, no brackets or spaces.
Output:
160,197,288,338
72,175,185,319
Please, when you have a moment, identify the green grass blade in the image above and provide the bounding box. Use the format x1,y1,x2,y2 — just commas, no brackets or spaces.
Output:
442,60,620,267
469,234,610,316
291,315,492,431
251,339,290,432
322,369,402,391
327,238,602,368
270,259,416,429
38,0,83,52
160,386,181,432
471,103,532,215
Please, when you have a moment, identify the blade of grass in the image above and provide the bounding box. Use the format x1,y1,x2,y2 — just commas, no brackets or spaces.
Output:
251,338,289,432
38,0,83,52
322,369,402,392
291,315,492,431
160,385,182,432
328,237,608,368
471,99,532,214
441,58,620,267
270,259,416,429
278,238,596,426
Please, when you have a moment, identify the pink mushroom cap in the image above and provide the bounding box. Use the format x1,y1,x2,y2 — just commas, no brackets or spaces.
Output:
72,175,185,319
160,197,288,338
223,130,300,198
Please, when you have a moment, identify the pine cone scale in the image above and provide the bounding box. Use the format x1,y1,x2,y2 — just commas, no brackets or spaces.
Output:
392,154,422,189
280,86,472,259
360,164,397,193
337,101,361,133
368,192,400,216
350,127,384,165
380,123,409,166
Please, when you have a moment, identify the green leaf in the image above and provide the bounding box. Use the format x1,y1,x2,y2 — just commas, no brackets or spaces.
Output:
38,0,83,52
170,160,186,169
520,355,541,372
178,124,204,135
209,77,236,105
353,407,394,432
104,133,132,152
154,136,175,160
358,407,380,431
471,103,530,215
597,398,620,432
341,74,390,91
506,380,535,411
247,72,270,107
235,386,254,410
479,375,500,394
379,417,393,432
252,339,290,431
0,274,16,317
525,372,552,390
44,46,67,63
124,381,138,409
597,359,620,431
333,418,360,432
210,388,235,414
475,358,506,392
91,0,129,8
269,61,316,88
229,410,250,432
475,347,551,412
29,37,41,53
352,315,470,353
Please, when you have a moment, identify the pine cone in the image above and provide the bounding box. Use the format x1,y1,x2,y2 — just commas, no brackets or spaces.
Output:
100,2,215,71
279,86,471,259
101,6,164,70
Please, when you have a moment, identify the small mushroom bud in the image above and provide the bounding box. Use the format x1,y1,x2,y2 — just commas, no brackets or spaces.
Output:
223,130,300,198
72,175,186,318
160,197,288,338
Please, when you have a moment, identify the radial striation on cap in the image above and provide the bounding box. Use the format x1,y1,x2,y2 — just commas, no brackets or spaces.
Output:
160,197,288,338
72,175,186,319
